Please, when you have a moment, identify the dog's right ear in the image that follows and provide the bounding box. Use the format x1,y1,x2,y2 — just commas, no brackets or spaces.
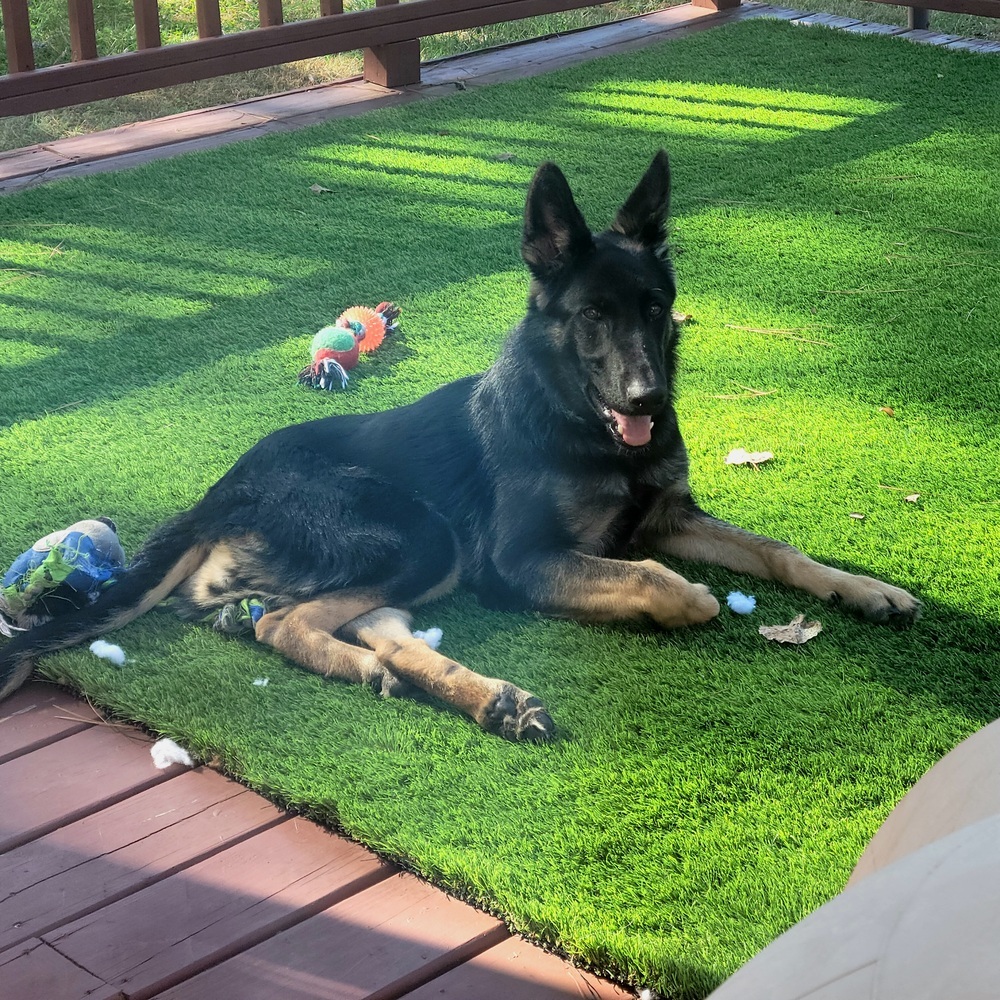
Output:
522,162,593,281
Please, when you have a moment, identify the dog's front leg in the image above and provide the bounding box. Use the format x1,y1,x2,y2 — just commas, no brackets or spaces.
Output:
501,549,720,629
640,509,920,626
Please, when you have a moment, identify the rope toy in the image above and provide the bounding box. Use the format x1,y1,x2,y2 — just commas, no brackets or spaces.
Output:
298,301,400,391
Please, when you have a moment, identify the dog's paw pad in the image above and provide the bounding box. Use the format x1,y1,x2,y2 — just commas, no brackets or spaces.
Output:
483,687,554,742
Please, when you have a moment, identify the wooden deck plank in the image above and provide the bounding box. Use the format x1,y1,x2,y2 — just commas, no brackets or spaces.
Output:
0,684,100,764
156,874,506,1000
40,106,272,161
0,724,176,853
0,937,107,999
946,36,1000,51
839,19,908,34
43,818,394,999
240,80,396,119
790,11,862,26
403,935,634,999
0,770,284,952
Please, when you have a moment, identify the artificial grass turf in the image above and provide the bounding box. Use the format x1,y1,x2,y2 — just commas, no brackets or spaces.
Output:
1,17,999,997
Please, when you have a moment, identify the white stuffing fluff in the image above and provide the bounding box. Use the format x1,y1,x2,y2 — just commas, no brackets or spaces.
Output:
252,677,269,686
726,591,757,615
89,639,127,666
150,737,194,769
413,627,443,650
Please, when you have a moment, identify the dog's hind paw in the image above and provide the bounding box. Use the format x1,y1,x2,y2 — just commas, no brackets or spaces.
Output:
481,684,554,742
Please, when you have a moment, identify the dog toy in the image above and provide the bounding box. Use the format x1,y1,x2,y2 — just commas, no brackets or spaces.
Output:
298,301,400,391
0,517,126,634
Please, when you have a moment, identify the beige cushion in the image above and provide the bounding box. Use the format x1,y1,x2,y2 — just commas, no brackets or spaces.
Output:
707,812,1000,1000
849,717,1000,885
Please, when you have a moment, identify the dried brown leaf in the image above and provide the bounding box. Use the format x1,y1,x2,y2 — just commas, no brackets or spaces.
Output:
759,613,823,645
879,406,895,417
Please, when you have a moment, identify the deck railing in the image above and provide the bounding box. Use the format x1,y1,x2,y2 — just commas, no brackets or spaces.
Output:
2,0,999,117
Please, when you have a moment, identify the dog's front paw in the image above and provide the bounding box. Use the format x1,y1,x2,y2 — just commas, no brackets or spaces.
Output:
480,684,554,742
643,568,721,629
829,573,921,627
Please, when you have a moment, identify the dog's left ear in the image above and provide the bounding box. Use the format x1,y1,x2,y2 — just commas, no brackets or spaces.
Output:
611,150,671,251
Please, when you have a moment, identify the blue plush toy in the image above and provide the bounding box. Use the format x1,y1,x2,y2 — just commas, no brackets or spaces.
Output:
0,517,126,634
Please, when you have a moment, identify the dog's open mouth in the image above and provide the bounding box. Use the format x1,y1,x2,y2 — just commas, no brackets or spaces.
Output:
598,400,654,448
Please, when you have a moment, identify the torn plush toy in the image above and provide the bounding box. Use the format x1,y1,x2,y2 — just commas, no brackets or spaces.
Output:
0,518,126,634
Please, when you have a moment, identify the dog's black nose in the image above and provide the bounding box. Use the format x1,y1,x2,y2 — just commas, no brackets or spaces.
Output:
626,385,667,413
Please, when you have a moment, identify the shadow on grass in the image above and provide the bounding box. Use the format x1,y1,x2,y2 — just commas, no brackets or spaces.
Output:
1,22,996,427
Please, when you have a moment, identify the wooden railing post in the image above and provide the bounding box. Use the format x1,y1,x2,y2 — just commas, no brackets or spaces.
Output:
362,0,419,88
195,0,223,38
1,0,35,72
68,0,99,60
258,0,284,28
133,0,162,49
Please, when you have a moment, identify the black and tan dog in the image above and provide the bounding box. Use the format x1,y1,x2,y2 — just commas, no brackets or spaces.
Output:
0,151,919,738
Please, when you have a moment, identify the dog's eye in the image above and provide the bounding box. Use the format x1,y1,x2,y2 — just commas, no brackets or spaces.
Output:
582,306,601,322
648,302,664,319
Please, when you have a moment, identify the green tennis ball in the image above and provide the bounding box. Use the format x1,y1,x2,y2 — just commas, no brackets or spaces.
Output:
311,325,357,355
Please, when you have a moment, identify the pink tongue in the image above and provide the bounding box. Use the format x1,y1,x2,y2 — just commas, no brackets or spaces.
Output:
611,410,652,447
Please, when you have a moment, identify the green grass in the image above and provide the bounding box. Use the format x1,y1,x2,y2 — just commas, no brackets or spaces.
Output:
2,0,999,151
2,18,999,997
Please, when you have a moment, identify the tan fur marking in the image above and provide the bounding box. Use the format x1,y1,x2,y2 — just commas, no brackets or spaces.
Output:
656,517,919,620
343,608,551,739
183,542,239,607
538,552,719,628
346,608,507,722
102,544,211,632
254,592,390,687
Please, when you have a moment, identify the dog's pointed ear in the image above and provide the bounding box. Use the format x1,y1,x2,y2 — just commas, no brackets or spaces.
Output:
522,162,593,280
611,150,671,251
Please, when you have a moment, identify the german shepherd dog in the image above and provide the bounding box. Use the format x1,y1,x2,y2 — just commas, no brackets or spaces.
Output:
0,151,919,739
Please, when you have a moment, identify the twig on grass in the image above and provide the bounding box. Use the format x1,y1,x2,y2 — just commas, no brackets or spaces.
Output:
921,226,990,240
710,385,780,400
45,400,85,414
725,324,833,346
0,270,42,288
820,287,912,295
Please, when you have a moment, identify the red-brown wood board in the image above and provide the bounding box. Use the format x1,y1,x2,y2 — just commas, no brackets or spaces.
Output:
0,684,631,999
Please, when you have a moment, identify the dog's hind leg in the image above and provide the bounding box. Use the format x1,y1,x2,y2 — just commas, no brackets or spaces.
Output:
341,608,553,742
253,591,414,698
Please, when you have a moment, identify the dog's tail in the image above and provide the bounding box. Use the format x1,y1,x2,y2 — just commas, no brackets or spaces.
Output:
0,513,210,701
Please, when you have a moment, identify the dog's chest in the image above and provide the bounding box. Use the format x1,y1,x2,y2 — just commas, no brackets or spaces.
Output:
557,474,640,554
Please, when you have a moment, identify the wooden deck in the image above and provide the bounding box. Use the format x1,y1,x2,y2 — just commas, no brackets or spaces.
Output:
0,682,631,1000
